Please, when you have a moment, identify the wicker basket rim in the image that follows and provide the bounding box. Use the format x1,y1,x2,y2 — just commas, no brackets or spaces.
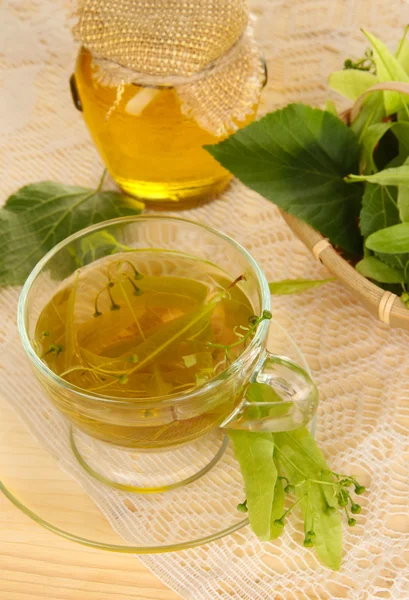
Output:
281,211,409,329
281,81,409,330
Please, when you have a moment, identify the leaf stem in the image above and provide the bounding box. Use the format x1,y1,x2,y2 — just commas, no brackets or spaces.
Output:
274,444,308,479
97,169,108,192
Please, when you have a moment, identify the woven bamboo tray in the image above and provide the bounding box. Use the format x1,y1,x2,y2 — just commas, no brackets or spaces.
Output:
281,211,409,329
280,82,409,330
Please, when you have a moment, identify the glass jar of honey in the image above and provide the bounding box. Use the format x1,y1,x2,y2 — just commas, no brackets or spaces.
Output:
71,0,266,206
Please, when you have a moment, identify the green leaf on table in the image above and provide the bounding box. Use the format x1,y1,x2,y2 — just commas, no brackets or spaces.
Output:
307,479,343,571
355,256,405,283
348,165,409,186
363,30,409,115
359,183,400,239
229,384,365,568
275,429,343,571
228,430,277,541
206,104,363,254
0,172,144,286
270,451,285,540
268,279,335,295
360,122,393,173
366,222,409,253
328,69,377,101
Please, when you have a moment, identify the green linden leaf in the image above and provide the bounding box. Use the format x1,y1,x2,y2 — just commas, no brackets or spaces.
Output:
355,256,405,283
228,429,277,541
372,250,409,273
0,173,144,286
360,122,393,174
275,429,343,571
348,165,409,186
350,93,385,138
328,69,377,101
359,183,400,239
366,222,409,254
391,122,409,162
77,231,133,267
268,279,335,295
395,26,409,74
363,30,409,116
245,382,290,420
206,104,363,254
398,185,409,222
270,451,285,540
396,157,409,223
397,40,409,74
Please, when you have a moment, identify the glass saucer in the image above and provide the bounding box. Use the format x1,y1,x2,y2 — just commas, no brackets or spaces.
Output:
0,321,310,553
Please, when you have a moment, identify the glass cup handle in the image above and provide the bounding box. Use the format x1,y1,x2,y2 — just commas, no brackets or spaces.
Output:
221,352,319,433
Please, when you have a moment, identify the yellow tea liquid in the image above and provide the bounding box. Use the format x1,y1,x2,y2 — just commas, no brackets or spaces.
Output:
34,251,256,448
74,48,258,205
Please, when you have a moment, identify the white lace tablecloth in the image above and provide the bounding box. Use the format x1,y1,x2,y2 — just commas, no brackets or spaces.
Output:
2,1,409,598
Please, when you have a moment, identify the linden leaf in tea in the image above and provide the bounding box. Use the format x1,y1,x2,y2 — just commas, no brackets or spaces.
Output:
35,251,258,447
0,171,144,286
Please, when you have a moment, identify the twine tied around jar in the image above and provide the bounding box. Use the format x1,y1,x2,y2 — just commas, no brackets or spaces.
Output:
73,0,265,135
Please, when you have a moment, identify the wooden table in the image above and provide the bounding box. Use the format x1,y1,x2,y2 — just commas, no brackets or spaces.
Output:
0,495,181,600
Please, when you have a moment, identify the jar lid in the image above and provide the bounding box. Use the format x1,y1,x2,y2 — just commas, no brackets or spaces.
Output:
73,0,265,135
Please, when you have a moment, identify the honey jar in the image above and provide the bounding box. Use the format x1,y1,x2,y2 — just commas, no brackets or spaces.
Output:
71,0,265,205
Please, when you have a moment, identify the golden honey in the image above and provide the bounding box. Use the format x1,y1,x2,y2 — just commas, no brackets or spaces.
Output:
73,48,259,205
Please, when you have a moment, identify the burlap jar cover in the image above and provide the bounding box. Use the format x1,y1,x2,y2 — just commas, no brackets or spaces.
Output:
73,0,266,135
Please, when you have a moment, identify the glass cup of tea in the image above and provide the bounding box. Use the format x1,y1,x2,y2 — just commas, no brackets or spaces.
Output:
18,216,318,492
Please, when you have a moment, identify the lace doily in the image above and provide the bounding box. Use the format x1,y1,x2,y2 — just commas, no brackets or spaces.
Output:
1,0,409,598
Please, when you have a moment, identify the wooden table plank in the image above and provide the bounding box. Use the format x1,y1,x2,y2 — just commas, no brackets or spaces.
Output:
0,494,181,600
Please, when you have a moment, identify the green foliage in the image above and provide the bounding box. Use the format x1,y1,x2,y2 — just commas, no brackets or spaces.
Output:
228,383,366,570
0,172,144,285
228,429,277,541
359,183,400,239
268,279,335,295
366,222,409,253
362,30,409,115
355,256,405,283
328,69,377,101
205,27,409,303
206,104,363,254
